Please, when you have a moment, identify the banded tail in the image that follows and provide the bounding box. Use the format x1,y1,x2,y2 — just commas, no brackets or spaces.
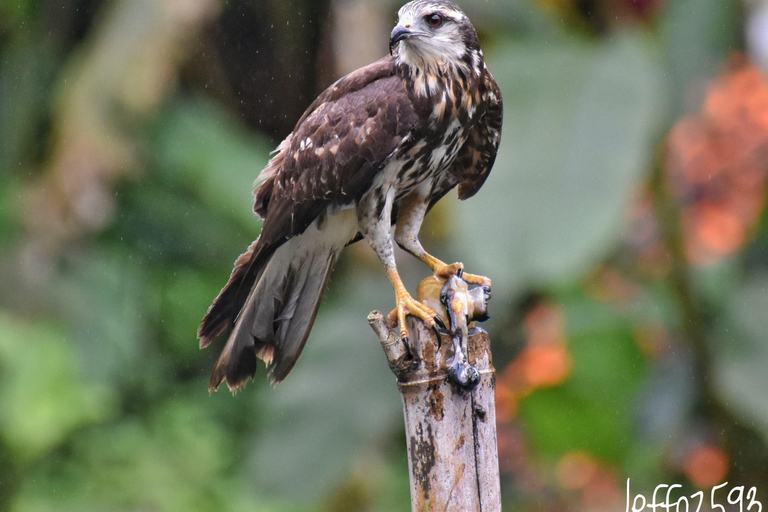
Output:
198,210,357,391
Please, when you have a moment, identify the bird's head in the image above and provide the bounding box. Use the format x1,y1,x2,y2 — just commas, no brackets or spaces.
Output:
390,1,482,75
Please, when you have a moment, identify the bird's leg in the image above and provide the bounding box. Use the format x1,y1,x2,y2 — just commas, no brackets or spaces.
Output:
394,192,492,288
386,268,444,343
358,187,443,343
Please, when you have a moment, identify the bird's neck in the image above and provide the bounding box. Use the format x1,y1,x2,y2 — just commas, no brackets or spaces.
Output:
396,47,483,100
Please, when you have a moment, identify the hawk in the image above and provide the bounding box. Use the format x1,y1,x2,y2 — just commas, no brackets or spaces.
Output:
199,0,503,391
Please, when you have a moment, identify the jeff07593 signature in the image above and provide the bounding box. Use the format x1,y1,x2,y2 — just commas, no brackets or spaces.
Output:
627,479,762,512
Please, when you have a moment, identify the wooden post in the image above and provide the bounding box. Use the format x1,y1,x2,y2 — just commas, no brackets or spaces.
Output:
368,306,502,512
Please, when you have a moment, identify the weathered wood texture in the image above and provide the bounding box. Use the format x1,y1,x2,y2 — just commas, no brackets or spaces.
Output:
369,313,501,512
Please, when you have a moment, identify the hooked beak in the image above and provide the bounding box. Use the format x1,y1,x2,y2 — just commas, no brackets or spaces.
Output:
389,26,429,55
390,26,411,55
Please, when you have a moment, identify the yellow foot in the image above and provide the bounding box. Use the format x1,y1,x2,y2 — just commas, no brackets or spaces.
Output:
462,271,492,289
432,261,492,289
387,290,446,344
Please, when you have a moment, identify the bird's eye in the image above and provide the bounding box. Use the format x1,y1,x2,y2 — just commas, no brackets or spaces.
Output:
426,13,443,28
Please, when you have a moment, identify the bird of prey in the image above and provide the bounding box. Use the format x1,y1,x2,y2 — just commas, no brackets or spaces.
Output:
198,0,503,392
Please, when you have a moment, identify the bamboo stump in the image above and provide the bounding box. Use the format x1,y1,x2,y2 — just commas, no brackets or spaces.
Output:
369,292,501,512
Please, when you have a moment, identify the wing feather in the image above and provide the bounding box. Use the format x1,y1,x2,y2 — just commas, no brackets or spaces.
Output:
254,55,418,245
200,56,418,346
454,68,504,200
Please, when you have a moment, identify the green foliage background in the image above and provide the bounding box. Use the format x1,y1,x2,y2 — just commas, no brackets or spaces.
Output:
1,0,767,510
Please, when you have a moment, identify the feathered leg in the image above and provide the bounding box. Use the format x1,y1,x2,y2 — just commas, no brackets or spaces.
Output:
358,185,443,343
394,190,491,288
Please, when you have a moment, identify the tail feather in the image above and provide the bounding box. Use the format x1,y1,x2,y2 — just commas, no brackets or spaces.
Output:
205,237,342,391
268,249,337,383
198,238,271,349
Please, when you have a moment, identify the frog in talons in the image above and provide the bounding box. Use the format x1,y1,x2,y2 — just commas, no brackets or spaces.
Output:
417,273,491,392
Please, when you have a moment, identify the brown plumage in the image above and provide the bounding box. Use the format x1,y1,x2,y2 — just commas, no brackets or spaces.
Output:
199,0,503,392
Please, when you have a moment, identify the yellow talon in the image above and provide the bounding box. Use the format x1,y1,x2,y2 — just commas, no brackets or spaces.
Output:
386,269,442,341
461,271,491,288
428,259,491,289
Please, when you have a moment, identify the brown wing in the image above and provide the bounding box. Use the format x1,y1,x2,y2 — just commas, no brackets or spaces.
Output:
253,55,419,244
454,67,503,200
199,56,418,347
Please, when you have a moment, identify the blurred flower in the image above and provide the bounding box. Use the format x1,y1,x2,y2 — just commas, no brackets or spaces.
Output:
584,265,642,305
557,451,623,510
494,300,573,501
557,451,599,490
682,444,729,488
523,302,567,347
665,55,768,266
633,323,671,359
495,379,518,421
624,0,660,16
495,301,571,423
579,467,623,511
506,301,571,393
628,55,768,269
516,344,572,389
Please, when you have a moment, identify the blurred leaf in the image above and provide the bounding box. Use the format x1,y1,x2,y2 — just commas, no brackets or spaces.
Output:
0,29,58,174
519,290,648,461
459,0,561,39
456,31,666,304
11,394,299,512
112,180,252,269
0,176,20,244
157,267,225,362
0,313,115,461
53,250,148,388
634,349,696,443
745,207,768,269
152,97,274,227
0,0,759,509
0,0,35,22
660,0,741,116
716,272,768,443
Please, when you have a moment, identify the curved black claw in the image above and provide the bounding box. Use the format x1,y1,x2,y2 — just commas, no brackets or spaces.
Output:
433,315,447,332
432,325,443,347
456,266,464,278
